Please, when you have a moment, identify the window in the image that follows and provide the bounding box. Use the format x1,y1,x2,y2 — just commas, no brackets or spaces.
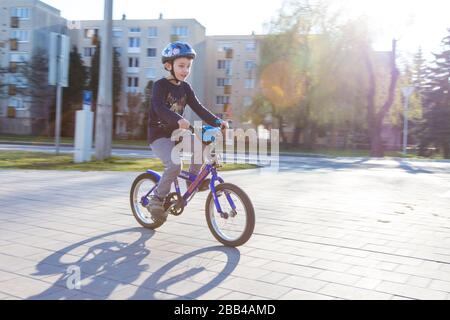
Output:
245,79,255,89
148,27,158,37
216,96,230,105
128,57,139,68
113,29,123,38
129,27,141,33
246,41,256,52
10,74,28,88
129,37,140,48
245,60,256,70
147,48,157,57
217,43,233,52
84,47,96,57
217,60,231,69
114,47,122,56
217,78,232,87
128,77,139,87
9,97,24,110
171,26,188,37
145,68,156,79
9,61,17,73
9,52,28,63
84,28,99,39
11,7,30,19
243,96,252,107
10,30,29,42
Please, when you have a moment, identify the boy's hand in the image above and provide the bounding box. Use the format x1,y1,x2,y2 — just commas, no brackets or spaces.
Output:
220,120,230,130
178,119,191,130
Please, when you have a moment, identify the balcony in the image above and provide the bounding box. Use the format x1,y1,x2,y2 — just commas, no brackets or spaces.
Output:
225,48,234,59
10,16,19,28
170,34,180,43
223,103,232,113
128,47,141,54
9,62,17,73
9,84,16,96
127,67,139,74
126,87,141,94
10,38,18,51
224,85,232,95
223,104,233,119
7,107,16,118
91,34,100,46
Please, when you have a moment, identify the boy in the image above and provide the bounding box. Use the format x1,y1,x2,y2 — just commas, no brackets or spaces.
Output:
147,41,228,222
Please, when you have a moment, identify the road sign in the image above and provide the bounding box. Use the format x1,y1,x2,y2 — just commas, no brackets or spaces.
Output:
48,32,70,87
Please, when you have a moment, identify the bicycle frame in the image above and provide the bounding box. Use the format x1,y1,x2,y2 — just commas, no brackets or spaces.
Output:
143,164,236,215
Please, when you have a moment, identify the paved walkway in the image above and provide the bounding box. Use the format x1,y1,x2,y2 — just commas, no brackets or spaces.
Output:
1,158,450,300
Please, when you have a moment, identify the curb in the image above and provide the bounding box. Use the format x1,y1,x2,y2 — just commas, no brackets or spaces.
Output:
2,140,450,162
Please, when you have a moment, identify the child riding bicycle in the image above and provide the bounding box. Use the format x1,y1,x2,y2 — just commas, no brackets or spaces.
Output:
147,41,229,222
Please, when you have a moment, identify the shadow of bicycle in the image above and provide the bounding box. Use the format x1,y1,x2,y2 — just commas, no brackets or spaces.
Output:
28,227,240,300
129,246,240,300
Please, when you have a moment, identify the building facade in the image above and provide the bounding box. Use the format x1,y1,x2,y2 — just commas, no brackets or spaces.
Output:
0,0,67,135
69,16,207,136
202,35,260,128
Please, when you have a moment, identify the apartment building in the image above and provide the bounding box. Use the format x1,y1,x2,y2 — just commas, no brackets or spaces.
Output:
0,2,261,136
69,15,207,136
0,0,67,135
203,35,260,128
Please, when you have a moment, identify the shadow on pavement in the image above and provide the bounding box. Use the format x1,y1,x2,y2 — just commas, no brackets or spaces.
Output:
28,227,154,300
28,228,240,300
129,246,240,300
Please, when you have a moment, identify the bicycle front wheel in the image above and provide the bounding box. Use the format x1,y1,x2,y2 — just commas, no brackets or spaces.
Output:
205,183,255,247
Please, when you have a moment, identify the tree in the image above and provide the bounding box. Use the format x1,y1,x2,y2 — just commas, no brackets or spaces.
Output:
138,80,154,139
363,39,400,157
259,0,339,147
126,93,143,139
88,42,100,109
20,48,55,135
88,41,122,137
418,29,450,158
0,66,10,99
61,46,88,136
258,0,370,149
112,48,123,137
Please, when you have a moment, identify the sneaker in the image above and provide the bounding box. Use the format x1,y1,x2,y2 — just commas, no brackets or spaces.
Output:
147,195,167,222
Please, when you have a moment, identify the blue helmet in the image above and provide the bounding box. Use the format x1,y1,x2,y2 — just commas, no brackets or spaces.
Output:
161,41,197,64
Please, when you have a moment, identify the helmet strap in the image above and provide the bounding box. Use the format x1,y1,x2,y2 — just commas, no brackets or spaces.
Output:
169,61,181,84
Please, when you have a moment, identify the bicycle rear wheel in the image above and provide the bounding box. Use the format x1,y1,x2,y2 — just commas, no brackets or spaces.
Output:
130,173,165,229
205,183,255,247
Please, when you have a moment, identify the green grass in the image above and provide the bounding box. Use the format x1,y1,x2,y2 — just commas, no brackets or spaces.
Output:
0,151,259,172
0,134,148,147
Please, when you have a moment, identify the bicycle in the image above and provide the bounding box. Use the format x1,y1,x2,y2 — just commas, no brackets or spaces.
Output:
130,125,255,247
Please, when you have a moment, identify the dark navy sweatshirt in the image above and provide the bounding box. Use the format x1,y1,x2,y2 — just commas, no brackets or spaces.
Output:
147,78,222,144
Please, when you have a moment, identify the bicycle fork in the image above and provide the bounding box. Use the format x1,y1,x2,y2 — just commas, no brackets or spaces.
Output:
210,171,237,219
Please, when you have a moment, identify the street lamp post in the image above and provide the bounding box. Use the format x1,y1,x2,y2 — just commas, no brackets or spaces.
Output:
95,0,113,160
401,86,414,156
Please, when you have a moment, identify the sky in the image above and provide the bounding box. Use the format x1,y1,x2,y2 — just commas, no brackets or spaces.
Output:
42,0,450,60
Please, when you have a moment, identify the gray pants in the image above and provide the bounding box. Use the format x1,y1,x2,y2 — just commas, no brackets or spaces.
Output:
150,134,207,199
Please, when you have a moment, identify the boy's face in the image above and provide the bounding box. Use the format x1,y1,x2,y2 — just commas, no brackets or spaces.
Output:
165,57,193,81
